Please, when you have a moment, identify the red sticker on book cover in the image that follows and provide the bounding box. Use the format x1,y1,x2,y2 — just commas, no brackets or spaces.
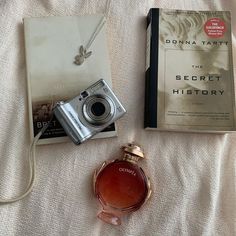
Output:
204,18,226,38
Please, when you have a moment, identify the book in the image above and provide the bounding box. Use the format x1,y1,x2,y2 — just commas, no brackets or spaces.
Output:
145,8,236,132
24,14,116,144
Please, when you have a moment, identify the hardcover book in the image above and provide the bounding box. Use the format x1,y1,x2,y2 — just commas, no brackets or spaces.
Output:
145,8,236,132
24,14,116,144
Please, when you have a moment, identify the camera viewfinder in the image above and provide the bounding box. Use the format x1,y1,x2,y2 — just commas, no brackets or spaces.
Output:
81,91,89,98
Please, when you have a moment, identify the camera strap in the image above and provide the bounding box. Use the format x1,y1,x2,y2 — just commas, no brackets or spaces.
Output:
0,118,52,204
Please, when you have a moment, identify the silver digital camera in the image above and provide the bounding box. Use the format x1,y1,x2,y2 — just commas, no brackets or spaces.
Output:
53,79,126,145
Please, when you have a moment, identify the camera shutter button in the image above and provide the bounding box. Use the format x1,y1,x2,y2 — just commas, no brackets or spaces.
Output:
117,106,123,112
103,87,109,93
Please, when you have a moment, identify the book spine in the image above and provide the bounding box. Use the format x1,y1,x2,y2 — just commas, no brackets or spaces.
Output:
144,8,159,128
228,13,236,128
23,19,34,143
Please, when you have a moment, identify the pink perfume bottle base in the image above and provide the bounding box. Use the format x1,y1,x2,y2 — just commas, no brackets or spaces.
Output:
97,211,121,226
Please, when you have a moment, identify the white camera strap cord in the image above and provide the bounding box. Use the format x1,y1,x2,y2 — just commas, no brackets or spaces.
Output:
0,120,51,204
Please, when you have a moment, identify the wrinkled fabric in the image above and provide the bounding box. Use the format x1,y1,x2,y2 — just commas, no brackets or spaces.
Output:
0,0,235,235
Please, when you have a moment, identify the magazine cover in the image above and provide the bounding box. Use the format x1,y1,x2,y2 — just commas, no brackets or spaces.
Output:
145,8,236,132
24,15,116,144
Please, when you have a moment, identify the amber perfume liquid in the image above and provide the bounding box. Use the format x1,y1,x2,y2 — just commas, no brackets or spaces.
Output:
94,144,151,225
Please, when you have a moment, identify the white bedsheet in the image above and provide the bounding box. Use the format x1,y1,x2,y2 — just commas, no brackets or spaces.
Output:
0,0,235,235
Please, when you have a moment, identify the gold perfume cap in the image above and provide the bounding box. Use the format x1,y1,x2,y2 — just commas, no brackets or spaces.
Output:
123,143,145,159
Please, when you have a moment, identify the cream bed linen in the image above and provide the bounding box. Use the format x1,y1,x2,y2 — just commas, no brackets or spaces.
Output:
0,0,235,235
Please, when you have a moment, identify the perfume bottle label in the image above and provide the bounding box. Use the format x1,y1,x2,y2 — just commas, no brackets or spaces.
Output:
119,168,136,176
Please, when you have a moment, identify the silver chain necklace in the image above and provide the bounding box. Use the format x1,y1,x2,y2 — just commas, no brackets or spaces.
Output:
74,0,111,65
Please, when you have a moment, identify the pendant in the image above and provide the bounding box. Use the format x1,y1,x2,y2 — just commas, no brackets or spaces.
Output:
74,45,92,65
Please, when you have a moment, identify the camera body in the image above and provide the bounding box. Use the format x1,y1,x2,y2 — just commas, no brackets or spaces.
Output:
53,79,126,144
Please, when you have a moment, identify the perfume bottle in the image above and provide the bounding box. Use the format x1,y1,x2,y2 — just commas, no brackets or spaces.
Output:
93,143,152,225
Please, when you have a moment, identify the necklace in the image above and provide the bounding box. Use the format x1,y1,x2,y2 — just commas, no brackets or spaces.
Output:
74,0,111,65
74,16,106,65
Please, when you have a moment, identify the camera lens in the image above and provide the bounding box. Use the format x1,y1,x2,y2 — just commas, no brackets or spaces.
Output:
82,95,115,126
91,102,106,117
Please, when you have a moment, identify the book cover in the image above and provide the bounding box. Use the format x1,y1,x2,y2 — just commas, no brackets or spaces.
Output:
24,14,116,144
145,8,236,132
